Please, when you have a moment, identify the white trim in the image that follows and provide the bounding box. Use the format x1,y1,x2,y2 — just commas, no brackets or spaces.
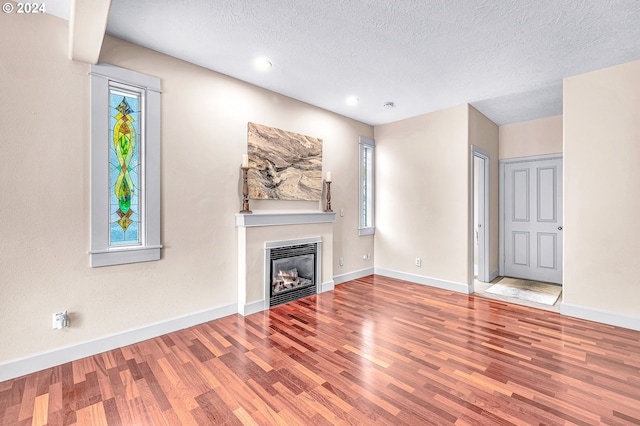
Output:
334,267,374,284
264,236,322,248
320,280,335,293
499,153,563,276
358,136,375,236
471,146,490,285
90,247,161,267
0,303,236,382
358,227,375,236
237,226,248,312
374,268,470,294
239,300,265,316
89,65,161,92
89,244,163,254
560,303,640,331
90,64,162,267
500,153,563,164
236,212,335,227
499,160,504,276
489,268,500,281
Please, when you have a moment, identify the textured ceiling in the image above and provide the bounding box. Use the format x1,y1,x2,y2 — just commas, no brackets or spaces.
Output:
50,0,640,126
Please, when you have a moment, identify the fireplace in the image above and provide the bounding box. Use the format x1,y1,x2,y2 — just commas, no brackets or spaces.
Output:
265,237,322,307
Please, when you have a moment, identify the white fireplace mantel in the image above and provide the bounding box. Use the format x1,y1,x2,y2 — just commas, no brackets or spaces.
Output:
236,210,335,316
236,211,336,227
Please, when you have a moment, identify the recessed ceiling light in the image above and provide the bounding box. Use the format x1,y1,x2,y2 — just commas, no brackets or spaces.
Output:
253,57,272,71
346,96,359,106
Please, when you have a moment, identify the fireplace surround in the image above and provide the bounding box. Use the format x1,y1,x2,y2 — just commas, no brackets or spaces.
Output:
236,211,335,316
265,237,322,308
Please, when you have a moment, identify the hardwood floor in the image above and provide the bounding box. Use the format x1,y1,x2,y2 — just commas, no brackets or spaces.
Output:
2,275,640,425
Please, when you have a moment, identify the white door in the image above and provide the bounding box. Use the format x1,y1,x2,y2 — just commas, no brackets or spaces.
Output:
504,158,562,284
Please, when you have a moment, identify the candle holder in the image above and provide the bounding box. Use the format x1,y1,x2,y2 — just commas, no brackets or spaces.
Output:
324,181,333,212
240,167,252,214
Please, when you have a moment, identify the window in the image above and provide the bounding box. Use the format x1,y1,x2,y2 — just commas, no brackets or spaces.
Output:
359,136,375,236
110,85,142,246
90,64,161,267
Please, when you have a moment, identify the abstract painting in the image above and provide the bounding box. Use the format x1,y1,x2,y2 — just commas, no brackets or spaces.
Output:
247,123,323,201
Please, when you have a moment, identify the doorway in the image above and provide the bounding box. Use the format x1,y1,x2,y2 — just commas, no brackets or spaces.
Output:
500,154,563,284
471,146,490,289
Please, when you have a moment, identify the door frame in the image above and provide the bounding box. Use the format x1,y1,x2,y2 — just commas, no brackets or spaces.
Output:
470,146,490,289
499,153,563,276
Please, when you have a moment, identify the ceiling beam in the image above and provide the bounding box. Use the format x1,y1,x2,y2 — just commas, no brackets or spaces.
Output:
68,0,111,64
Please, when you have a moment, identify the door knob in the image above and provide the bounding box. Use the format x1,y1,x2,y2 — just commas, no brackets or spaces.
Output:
558,226,563,231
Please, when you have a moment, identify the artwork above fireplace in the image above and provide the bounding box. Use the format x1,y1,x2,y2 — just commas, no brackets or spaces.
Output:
247,122,323,201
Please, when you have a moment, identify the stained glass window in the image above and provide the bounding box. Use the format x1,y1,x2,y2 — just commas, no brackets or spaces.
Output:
90,64,161,267
109,87,142,246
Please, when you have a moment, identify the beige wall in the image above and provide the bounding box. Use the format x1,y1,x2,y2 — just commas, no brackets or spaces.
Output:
374,105,470,286
469,106,500,276
563,60,640,319
0,14,373,363
499,115,563,159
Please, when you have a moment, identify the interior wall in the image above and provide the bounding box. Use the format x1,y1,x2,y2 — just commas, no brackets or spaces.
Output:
499,115,563,159
374,105,470,286
0,14,373,364
469,106,500,277
563,60,640,321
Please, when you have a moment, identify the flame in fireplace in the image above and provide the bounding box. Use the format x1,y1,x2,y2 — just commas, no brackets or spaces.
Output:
272,268,301,293
277,269,299,286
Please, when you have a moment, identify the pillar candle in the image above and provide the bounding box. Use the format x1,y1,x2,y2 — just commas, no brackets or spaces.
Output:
242,154,249,168
326,171,332,182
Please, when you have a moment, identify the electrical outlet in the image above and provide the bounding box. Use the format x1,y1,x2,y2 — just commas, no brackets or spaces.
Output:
339,257,344,266
415,258,422,267
52,311,68,329
366,253,371,261
340,208,344,217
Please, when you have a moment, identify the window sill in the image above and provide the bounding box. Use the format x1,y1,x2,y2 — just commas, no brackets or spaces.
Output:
358,227,375,236
90,246,162,267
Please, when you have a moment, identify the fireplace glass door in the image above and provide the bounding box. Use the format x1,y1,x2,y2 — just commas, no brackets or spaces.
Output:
269,243,317,306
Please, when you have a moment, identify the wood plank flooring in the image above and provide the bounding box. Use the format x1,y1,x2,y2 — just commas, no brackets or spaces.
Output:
1,275,640,425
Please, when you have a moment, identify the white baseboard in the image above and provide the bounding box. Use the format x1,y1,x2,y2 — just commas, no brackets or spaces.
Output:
321,280,335,293
374,268,470,294
560,302,640,331
0,303,237,383
239,300,265,316
489,268,500,281
333,268,374,285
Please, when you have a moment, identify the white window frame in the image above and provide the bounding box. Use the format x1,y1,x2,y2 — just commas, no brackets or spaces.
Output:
89,64,162,267
358,136,375,236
